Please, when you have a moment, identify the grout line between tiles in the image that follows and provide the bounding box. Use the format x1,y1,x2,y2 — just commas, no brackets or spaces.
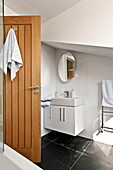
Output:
43,135,59,142
41,142,50,149
42,134,93,169
70,152,83,170
83,140,93,152
42,140,71,169
41,136,59,149
69,140,93,170
53,141,82,153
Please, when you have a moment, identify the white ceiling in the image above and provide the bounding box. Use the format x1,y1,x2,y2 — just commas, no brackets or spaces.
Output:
5,0,82,22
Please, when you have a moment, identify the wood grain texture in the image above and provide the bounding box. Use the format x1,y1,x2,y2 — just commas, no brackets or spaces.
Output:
25,25,32,149
15,148,32,161
18,25,25,149
4,25,12,147
4,16,41,162
32,16,41,162
11,25,19,149
4,16,32,25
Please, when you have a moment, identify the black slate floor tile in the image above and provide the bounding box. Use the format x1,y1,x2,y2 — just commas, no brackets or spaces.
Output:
41,138,50,148
54,133,92,152
71,153,113,170
40,142,81,170
85,141,113,166
43,131,60,142
37,132,113,170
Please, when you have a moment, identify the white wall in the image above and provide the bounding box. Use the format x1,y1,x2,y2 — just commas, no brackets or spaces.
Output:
41,43,56,136
4,5,18,16
55,49,113,139
42,0,113,48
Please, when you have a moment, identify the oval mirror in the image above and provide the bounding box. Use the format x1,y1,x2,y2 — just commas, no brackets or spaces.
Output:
58,52,76,82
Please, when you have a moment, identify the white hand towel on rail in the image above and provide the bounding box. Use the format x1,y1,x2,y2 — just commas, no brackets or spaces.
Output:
41,100,51,107
0,28,23,80
41,94,54,107
102,80,113,107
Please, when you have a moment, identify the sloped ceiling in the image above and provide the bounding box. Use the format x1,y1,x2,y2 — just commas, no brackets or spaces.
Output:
43,41,113,58
5,0,82,22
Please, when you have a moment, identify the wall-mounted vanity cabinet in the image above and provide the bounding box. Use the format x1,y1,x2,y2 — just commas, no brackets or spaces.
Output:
44,104,85,136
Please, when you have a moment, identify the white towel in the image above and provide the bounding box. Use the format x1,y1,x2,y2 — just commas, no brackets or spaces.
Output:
0,28,23,80
102,80,113,107
41,94,54,107
41,100,51,107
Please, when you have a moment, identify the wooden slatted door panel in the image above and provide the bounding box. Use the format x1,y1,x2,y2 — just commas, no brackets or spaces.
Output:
18,25,25,149
11,25,19,149
4,16,41,162
24,25,32,149
4,25,12,147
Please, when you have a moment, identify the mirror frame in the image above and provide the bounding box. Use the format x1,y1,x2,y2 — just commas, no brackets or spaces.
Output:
58,52,76,83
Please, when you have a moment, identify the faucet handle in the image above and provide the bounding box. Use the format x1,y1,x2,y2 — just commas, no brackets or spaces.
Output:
64,89,69,98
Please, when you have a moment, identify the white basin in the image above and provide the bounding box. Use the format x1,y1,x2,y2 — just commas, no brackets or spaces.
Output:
51,97,85,107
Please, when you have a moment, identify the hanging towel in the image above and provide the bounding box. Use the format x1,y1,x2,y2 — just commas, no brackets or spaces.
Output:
41,99,51,107
102,80,113,107
41,94,54,107
0,28,23,80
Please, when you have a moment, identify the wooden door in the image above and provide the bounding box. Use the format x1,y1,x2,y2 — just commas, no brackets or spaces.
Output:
4,16,41,162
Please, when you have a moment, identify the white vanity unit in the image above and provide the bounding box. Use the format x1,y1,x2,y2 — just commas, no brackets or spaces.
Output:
44,97,85,136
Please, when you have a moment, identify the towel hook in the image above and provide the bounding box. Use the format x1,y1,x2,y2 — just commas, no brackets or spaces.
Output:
13,28,17,31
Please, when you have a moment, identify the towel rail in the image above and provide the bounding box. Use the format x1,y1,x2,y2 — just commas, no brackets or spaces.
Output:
101,106,113,132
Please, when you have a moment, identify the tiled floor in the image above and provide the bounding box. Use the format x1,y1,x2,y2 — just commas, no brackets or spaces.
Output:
35,131,113,170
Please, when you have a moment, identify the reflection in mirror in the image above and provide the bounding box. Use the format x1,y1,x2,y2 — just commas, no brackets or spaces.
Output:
58,52,76,82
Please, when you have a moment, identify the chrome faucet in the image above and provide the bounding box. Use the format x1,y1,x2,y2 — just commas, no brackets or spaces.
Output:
64,89,69,98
